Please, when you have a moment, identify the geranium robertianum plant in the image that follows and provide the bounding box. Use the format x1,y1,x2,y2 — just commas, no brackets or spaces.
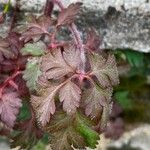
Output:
0,0,119,149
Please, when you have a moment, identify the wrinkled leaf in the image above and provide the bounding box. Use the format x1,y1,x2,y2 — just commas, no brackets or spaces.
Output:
90,54,119,88
41,45,79,80
57,2,82,26
0,92,22,128
21,41,46,56
31,85,61,126
0,37,14,62
59,80,81,114
46,111,85,150
82,85,112,123
23,58,42,91
21,15,53,42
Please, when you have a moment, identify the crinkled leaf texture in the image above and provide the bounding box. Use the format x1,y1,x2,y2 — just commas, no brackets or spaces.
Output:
31,79,81,126
31,85,59,126
23,58,41,91
21,41,46,56
82,86,112,122
57,2,82,26
0,37,14,62
31,45,82,126
21,16,53,42
59,80,81,114
41,44,80,80
0,92,22,128
46,111,99,150
90,54,119,88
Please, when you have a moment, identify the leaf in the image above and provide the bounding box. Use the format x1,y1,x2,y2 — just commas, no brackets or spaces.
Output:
46,111,86,150
21,41,46,56
41,45,79,80
0,37,14,62
59,80,81,114
12,117,43,149
21,16,52,42
75,113,100,149
31,85,61,126
85,29,101,52
23,58,41,91
124,50,144,67
82,85,112,122
0,92,22,128
90,54,119,88
57,2,82,26
115,91,132,109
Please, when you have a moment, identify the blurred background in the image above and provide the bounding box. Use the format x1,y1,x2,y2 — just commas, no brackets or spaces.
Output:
0,0,150,150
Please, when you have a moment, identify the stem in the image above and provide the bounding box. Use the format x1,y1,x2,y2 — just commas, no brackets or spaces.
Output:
3,0,11,14
0,70,22,98
52,0,86,73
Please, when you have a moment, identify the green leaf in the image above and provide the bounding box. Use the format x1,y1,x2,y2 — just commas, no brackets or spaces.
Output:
75,113,100,149
32,141,46,150
115,91,132,109
23,58,41,91
46,111,86,150
21,42,45,56
17,101,31,121
124,50,144,67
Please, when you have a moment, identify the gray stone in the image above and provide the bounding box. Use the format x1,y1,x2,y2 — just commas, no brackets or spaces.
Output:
107,124,150,150
0,0,150,52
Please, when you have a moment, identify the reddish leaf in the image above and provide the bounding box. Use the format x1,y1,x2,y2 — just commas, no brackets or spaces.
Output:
90,54,119,88
31,85,60,126
57,2,82,26
0,92,22,128
0,37,14,62
41,45,80,80
85,29,101,52
7,32,23,57
21,16,53,42
59,80,81,114
82,85,112,124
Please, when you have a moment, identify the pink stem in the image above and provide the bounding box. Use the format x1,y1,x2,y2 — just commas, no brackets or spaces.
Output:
0,71,22,98
52,0,86,73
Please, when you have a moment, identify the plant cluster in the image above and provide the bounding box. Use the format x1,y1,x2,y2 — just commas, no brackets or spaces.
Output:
0,0,119,149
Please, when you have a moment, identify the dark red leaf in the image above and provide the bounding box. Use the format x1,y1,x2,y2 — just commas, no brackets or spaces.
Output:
57,2,82,26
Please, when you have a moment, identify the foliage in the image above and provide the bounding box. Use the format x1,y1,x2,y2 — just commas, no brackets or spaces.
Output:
0,0,119,149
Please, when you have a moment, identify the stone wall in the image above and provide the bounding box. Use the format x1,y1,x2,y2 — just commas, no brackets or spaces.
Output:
0,0,150,52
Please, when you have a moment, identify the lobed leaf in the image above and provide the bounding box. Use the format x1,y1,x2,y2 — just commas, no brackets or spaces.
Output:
0,92,22,128
41,45,80,80
82,85,112,128
90,54,119,88
21,16,53,42
57,2,82,26
0,37,14,62
21,41,46,56
31,85,61,126
46,111,85,150
59,80,81,114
